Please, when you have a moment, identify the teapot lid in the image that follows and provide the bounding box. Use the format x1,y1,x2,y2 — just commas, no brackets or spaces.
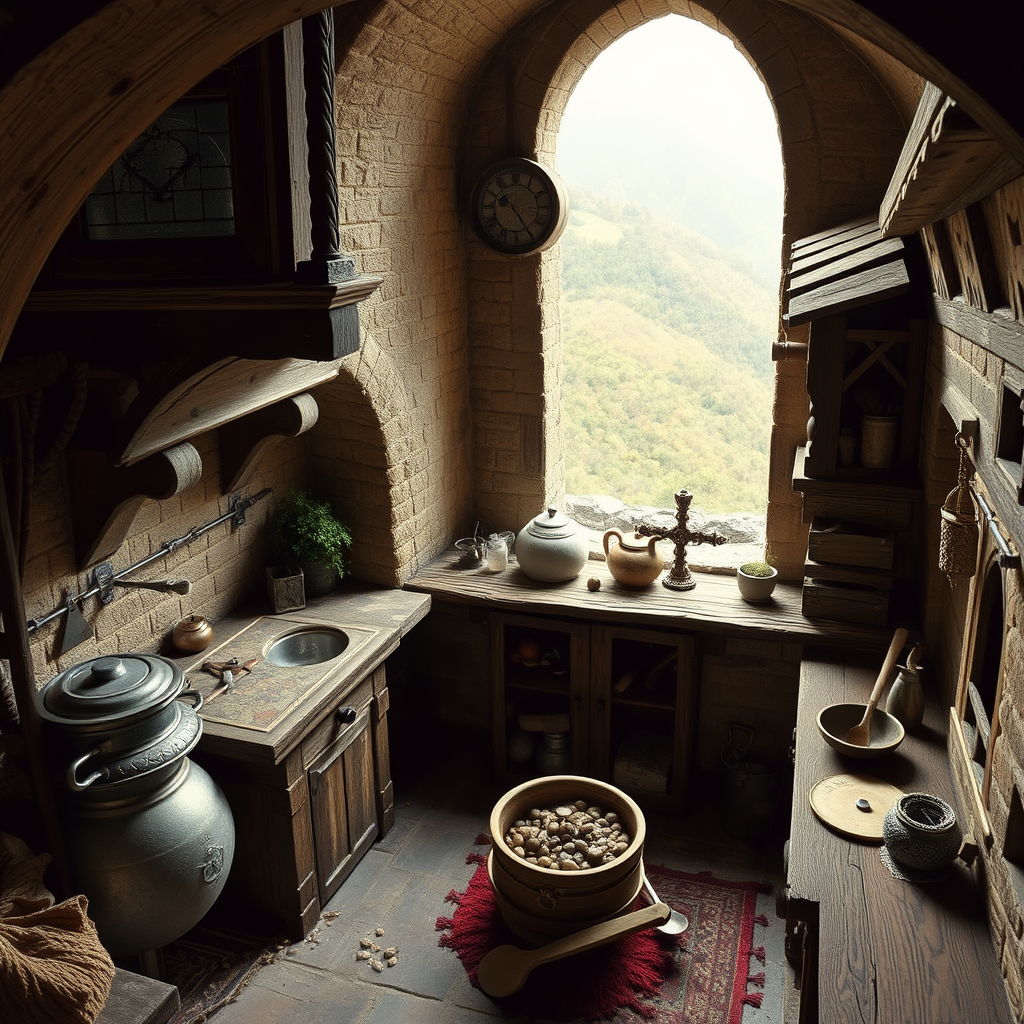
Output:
39,654,182,724
526,508,579,540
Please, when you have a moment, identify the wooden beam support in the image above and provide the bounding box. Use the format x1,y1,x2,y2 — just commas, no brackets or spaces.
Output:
880,83,1023,238
66,442,203,568
217,392,320,492
114,356,342,468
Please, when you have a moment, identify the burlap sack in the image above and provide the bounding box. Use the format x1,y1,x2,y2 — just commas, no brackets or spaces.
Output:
0,833,114,1024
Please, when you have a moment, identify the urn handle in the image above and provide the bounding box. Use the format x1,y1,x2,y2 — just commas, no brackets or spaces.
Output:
66,745,105,791
178,688,204,711
602,529,622,556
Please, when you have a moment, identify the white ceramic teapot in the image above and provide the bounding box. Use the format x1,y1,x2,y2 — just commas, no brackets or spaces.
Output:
515,507,590,582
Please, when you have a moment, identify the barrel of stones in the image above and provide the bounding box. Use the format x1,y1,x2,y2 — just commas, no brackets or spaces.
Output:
488,775,646,943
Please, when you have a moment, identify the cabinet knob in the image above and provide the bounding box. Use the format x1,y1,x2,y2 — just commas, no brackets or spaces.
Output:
336,705,357,725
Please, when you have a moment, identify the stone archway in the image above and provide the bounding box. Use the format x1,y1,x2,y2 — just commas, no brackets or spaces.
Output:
459,0,908,572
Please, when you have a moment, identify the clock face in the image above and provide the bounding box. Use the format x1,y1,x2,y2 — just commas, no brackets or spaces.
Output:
470,158,567,255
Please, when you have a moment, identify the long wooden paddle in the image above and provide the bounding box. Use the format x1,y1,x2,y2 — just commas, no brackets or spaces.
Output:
844,626,908,746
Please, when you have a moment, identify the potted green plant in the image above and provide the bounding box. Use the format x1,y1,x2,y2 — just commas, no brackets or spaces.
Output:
736,559,778,603
270,491,352,598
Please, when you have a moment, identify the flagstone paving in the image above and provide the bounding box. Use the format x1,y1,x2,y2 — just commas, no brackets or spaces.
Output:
208,739,786,1024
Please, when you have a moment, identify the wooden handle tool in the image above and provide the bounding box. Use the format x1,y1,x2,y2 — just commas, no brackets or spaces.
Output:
475,902,671,998
844,626,908,746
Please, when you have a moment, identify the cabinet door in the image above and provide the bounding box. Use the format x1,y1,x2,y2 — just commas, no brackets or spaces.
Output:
307,704,378,907
591,625,696,808
491,613,590,780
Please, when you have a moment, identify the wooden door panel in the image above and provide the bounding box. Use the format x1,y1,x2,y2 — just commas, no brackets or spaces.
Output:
308,706,379,906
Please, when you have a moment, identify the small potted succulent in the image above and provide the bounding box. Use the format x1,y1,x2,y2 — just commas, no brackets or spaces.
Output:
736,559,779,603
270,490,352,598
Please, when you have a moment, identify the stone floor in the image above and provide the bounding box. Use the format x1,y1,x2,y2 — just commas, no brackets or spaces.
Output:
208,746,789,1024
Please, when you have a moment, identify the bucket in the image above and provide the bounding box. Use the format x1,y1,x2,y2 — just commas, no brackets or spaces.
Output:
488,775,646,943
720,723,781,842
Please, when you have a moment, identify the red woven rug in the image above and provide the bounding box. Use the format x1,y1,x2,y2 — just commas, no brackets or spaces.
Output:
436,839,771,1023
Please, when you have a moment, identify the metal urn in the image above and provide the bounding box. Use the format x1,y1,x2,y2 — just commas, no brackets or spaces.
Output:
37,653,235,957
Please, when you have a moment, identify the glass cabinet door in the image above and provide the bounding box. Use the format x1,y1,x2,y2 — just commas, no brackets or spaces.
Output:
490,613,590,780
591,625,697,808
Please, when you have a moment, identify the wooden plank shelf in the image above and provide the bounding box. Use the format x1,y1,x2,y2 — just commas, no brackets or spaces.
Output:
403,547,899,650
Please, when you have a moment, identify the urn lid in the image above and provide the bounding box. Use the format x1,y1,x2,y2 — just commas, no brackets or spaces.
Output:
525,508,581,540
39,654,183,724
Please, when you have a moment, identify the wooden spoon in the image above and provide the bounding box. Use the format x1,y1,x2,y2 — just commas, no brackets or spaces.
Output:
475,901,671,998
844,626,908,746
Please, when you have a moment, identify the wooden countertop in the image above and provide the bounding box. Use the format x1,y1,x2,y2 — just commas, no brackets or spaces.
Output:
788,648,1012,1023
404,547,897,648
166,583,430,763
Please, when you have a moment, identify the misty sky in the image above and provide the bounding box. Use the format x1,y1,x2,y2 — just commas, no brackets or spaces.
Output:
556,15,785,280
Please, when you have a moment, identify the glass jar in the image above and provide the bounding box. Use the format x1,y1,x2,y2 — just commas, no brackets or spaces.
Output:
535,731,571,774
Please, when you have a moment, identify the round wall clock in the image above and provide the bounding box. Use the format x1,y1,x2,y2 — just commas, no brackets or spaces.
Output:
469,157,568,256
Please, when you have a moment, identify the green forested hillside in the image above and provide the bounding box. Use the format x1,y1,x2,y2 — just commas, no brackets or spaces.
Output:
560,192,778,513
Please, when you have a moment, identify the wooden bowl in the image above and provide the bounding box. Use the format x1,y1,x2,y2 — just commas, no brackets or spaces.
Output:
817,703,905,759
488,775,645,941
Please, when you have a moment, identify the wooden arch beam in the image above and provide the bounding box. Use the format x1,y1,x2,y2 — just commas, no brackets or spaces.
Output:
0,0,354,363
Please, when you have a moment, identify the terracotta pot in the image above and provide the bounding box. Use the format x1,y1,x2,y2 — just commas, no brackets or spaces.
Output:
603,529,664,588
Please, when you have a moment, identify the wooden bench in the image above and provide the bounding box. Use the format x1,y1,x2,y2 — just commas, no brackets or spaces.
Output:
96,968,178,1024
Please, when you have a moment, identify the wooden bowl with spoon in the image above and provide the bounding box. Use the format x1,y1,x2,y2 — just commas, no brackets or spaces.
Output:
817,627,908,759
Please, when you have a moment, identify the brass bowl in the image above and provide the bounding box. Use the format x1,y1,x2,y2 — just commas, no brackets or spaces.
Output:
817,703,905,759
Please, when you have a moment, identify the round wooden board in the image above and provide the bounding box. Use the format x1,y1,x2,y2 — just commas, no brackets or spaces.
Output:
808,774,903,841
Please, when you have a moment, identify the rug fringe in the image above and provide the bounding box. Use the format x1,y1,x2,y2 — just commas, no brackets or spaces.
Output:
754,912,769,927
435,916,454,931
748,945,766,964
747,971,766,986
741,992,765,1008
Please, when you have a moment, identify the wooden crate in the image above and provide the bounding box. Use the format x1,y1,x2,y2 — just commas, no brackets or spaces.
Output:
803,559,893,589
801,578,890,626
807,516,895,569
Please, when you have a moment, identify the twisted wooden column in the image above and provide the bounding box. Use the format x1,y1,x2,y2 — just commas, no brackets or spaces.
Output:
297,10,355,285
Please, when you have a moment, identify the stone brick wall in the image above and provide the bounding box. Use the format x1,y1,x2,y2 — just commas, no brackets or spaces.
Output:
19,431,306,686
919,171,1024,1022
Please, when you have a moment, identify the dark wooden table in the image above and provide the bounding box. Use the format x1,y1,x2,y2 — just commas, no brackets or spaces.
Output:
785,648,1012,1023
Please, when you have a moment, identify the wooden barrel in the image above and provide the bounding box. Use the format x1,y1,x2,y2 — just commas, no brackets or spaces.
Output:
488,775,646,943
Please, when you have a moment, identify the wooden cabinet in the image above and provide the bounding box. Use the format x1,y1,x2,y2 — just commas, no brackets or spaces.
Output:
491,612,697,810
194,662,393,940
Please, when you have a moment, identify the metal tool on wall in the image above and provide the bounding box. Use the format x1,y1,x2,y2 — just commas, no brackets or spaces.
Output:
26,488,271,652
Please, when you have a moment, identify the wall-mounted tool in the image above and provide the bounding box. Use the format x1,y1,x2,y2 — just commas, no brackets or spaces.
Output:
25,488,271,650
92,560,193,602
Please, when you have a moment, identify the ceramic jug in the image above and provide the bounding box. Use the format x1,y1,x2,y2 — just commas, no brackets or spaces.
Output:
602,529,664,588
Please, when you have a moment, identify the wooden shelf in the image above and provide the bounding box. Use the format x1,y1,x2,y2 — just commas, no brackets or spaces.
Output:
404,547,900,649
21,278,383,314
